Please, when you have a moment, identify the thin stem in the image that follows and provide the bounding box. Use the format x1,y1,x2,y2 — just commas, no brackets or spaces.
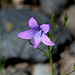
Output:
52,22,53,34
48,46,54,75
51,24,66,52
55,24,65,43
37,47,48,56
28,40,48,56
66,64,75,75
48,30,54,75
51,13,55,39
66,70,75,75
51,22,54,42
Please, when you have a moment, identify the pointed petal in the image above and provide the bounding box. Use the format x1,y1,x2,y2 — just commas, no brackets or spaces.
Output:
40,24,50,33
33,32,42,48
42,33,55,46
18,29,35,39
29,17,39,28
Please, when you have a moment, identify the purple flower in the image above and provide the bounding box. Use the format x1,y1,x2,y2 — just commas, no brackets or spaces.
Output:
18,17,55,48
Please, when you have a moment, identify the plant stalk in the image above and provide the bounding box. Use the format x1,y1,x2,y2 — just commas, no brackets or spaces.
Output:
48,46,54,75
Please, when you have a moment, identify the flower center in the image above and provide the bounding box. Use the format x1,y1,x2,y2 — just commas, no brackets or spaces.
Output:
39,30,43,37
39,30,42,33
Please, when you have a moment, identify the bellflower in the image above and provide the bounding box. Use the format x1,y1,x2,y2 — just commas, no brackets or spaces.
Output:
18,17,55,48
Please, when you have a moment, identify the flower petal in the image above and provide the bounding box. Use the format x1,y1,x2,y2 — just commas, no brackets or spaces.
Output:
29,17,39,28
33,32,42,48
40,24,50,33
18,29,35,39
42,33,55,46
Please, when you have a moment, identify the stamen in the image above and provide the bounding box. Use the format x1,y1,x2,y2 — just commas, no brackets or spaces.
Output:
39,30,42,33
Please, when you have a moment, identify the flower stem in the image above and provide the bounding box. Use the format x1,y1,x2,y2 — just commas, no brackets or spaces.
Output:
51,24,66,52
48,46,54,75
55,24,66,43
51,22,54,42
66,64,75,75
28,40,48,56
66,70,75,75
